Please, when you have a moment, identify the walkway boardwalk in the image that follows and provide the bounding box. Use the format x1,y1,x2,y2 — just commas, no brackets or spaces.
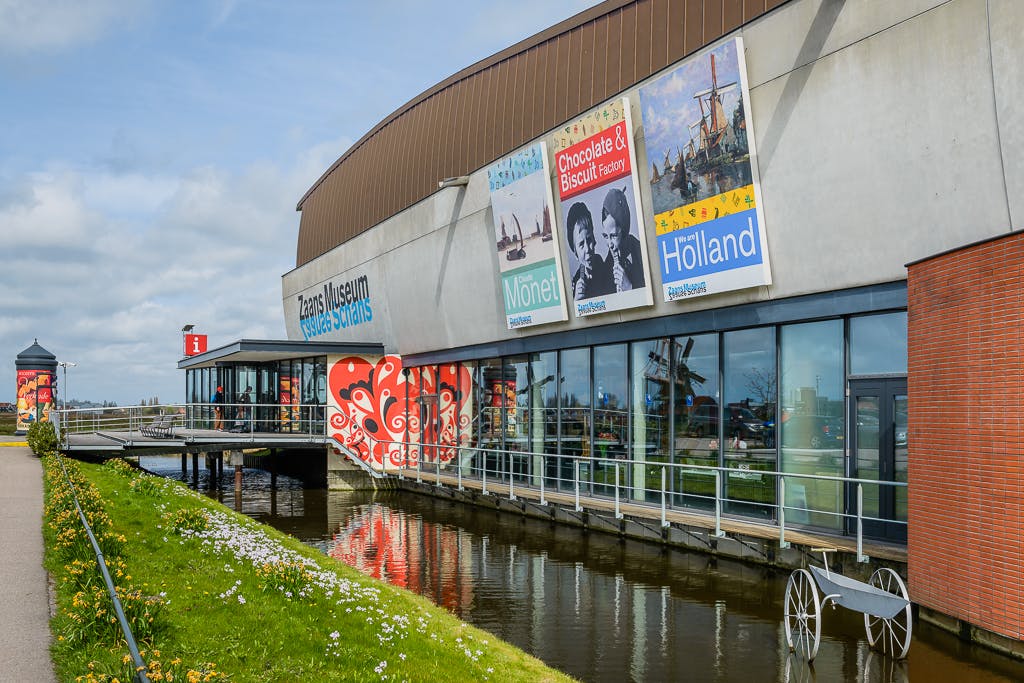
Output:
0,437,56,682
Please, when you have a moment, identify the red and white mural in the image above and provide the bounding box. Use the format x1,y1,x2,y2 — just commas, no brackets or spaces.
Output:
327,355,473,470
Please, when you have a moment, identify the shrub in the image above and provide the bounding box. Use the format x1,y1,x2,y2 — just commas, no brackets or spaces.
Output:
27,421,59,456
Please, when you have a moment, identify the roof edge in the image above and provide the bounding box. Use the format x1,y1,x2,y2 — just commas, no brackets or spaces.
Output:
296,0,631,211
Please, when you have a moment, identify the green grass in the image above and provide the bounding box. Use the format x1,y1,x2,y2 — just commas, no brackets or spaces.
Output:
45,457,576,683
0,411,17,435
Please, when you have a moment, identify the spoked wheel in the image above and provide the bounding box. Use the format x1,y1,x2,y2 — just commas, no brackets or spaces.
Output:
864,568,913,658
785,568,822,661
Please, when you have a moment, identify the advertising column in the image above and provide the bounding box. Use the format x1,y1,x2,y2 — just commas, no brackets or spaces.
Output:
14,339,58,435
553,98,654,318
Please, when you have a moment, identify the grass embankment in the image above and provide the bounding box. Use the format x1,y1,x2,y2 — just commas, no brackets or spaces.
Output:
44,456,575,683
0,411,17,435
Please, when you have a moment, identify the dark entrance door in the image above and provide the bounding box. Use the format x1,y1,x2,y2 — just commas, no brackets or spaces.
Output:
848,378,908,542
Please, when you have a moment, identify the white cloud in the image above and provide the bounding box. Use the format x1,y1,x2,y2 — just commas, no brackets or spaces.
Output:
0,135,349,405
0,0,147,55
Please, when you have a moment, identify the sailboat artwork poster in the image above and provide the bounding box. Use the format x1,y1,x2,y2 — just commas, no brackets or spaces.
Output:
487,142,569,329
639,37,772,302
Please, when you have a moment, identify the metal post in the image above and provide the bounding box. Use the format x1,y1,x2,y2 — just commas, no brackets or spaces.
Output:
417,446,422,483
457,447,463,491
435,448,441,488
857,483,868,562
509,453,516,501
660,466,668,528
574,459,582,512
779,475,790,549
614,463,622,519
482,464,488,496
714,470,724,538
540,455,546,506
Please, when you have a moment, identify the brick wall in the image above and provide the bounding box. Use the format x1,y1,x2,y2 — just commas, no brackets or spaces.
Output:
907,231,1024,641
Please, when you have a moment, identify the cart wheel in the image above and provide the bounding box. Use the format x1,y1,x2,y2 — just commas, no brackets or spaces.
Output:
864,568,912,658
785,568,822,661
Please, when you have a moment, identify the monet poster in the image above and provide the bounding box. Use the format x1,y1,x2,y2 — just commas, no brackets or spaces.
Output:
487,142,568,329
553,98,653,318
639,37,772,302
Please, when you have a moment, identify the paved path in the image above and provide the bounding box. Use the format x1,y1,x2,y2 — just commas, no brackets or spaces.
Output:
0,437,57,682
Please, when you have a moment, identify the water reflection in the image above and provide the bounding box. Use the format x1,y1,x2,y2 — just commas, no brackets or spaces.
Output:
142,455,1024,683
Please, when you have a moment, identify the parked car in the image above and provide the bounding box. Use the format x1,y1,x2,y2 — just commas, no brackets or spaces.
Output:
780,414,844,449
687,404,768,444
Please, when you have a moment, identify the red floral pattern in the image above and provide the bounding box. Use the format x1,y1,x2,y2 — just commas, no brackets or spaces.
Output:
327,355,472,469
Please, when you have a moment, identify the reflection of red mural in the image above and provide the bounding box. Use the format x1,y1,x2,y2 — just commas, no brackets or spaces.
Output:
327,356,473,469
327,506,471,613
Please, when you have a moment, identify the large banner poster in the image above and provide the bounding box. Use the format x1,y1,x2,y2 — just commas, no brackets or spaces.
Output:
553,98,654,318
487,142,568,329
639,37,771,302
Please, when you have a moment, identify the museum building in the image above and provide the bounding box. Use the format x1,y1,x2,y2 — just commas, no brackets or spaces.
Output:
184,0,1024,651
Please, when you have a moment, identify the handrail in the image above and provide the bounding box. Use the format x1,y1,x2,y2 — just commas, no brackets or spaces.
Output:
55,455,150,683
363,437,907,559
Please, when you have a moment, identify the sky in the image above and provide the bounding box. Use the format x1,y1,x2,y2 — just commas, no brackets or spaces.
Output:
0,0,600,406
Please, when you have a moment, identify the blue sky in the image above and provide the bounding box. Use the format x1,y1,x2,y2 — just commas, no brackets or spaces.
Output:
0,0,599,405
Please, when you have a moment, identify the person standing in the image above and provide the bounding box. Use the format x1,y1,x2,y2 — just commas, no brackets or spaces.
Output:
211,385,224,430
237,385,252,425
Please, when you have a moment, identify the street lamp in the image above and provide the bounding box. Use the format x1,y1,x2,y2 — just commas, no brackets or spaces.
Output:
57,361,77,418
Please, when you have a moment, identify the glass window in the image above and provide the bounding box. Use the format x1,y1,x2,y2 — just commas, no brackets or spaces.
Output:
723,327,776,517
850,312,907,375
631,340,670,463
780,320,844,530
527,351,558,488
593,344,627,495
671,333,719,509
559,348,590,492
477,359,505,477
506,356,531,482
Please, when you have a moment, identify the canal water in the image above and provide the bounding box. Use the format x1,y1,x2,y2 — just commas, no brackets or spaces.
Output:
142,455,1024,683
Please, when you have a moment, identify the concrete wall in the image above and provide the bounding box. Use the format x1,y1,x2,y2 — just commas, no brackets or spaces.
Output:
907,230,1024,645
282,0,1021,356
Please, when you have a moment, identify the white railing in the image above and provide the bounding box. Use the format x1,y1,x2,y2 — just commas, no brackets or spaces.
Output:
57,403,328,442
358,437,906,561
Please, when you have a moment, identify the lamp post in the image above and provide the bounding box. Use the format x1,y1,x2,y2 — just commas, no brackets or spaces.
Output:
57,361,76,428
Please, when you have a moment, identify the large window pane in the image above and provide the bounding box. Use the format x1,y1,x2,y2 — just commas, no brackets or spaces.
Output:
780,320,844,530
477,359,505,477
593,344,627,495
850,312,907,375
723,327,776,517
672,333,719,509
559,348,590,492
528,352,558,488
631,340,670,502
506,356,531,482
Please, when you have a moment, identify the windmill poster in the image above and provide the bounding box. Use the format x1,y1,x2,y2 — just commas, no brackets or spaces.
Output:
552,97,654,318
487,142,569,329
639,37,772,302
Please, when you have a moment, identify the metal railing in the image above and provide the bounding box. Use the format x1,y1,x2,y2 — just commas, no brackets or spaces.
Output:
57,403,328,444
358,437,906,562
56,455,150,682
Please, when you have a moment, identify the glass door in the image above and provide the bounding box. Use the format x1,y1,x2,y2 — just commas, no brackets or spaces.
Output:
849,378,908,541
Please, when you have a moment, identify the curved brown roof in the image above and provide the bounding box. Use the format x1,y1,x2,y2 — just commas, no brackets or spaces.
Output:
295,0,787,267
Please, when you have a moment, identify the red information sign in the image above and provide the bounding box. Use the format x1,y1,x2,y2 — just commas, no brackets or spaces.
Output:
184,334,208,356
